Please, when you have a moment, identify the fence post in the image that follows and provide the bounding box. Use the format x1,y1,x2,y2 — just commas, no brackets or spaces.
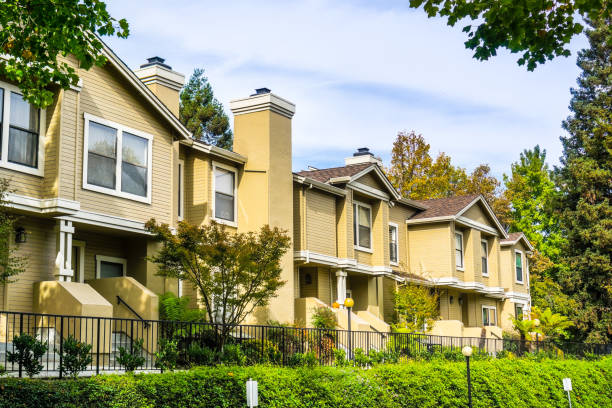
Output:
130,320,134,353
58,316,64,379
17,313,23,378
96,318,101,375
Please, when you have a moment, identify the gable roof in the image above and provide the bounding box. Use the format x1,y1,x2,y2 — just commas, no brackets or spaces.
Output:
501,232,534,251
295,163,372,183
408,194,508,238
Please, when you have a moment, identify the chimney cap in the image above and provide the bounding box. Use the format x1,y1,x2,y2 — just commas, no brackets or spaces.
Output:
251,87,271,96
353,147,373,157
140,56,172,70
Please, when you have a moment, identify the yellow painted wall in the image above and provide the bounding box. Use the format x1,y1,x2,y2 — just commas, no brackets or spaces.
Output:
389,203,416,271
305,189,337,256
500,241,530,294
382,277,396,323
407,223,453,278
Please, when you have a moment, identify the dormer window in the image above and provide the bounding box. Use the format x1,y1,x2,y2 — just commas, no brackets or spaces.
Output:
212,162,237,226
389,223,399,265
455,231,464,270
515,250,524,283
353,201,372,251
481,239,489,276
0,83,45,176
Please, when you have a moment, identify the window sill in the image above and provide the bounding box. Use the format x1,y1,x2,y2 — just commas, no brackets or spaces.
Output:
390,261,399,267
482,273,489,278
212,217,238,228
515,280,524,285
83,183,151,204
456,267,465,272
0,160,44,177
354,246,373,254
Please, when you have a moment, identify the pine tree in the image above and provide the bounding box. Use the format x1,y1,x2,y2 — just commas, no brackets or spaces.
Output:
179,69,233,150
555,19,612,342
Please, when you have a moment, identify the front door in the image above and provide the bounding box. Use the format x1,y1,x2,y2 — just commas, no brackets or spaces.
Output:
461,295,469,325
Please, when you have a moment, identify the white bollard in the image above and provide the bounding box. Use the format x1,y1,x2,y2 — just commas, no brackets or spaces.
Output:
246,378,258,407
562,378,572,408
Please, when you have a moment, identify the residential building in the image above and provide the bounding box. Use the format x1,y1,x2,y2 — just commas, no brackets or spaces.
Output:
0,42,531,341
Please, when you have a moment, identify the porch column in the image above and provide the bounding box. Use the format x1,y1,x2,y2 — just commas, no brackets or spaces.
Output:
54,220,75,282
335,270,347,305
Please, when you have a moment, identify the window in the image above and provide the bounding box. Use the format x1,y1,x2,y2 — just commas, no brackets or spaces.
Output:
0,83,45,176
83,114,152,203
455,231,464,269
482,306,497,326
515,251,524,283
481,239,489,276
389,223,399,264
212,162,237,225
178,159,184,221
515,304,524,320
353,201,372,251
95,255,127,279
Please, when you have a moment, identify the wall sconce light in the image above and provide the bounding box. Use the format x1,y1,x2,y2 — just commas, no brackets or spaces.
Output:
304,273,312,285
15,227,27,244
458,295,464,306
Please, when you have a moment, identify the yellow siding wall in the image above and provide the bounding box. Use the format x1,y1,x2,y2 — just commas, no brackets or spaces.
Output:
355,172,386,191
336,192,355,259
5,218,56,313
299,267,318,298
407,223,453,278
305,189,337,256
382,277,396,323
389,204,416,271
500,241,530,294
462,203,490,225
185,152,211,227
293,184,303,250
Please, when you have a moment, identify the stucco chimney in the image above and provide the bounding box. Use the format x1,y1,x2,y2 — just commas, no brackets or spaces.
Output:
344,147,383,166
229,89,296,323
134,57,184,117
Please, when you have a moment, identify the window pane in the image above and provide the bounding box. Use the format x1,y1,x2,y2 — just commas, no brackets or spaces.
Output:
122,162,147,197
353,204,357,245
359,225,371,248
482,309,488,325
515,253,522,267
358,206,370,227
389,226,398,262
100,261,123,278
10,92,38,132
516,253,523,281
215,192,234,221
88,121,117,158
8,127,38,167
0,88,4,154
456,250,462,268
215,168,234,195
481,242,487,256
88,153,116,189
122,132,148,167
455,233,462,248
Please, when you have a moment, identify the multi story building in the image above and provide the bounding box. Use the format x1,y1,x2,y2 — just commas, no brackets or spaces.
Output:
0,43,531,340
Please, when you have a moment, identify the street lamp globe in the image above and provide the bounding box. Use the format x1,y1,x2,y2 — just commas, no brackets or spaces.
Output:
332,301,340,309
344,297,354,308
462,346,473,357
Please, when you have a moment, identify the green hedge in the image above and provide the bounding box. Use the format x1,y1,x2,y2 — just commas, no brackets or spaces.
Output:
0,358,610,408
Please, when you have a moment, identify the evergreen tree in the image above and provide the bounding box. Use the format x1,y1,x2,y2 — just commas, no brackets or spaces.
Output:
555,19,612,342
179,69,233,150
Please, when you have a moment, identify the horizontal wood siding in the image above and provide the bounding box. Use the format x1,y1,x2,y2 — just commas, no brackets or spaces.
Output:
305,189,336,256
408,223,452,279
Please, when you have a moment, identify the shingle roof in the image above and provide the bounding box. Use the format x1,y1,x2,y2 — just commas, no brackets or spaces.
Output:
295,163,373,183
501,232,523,244
409,194,480,220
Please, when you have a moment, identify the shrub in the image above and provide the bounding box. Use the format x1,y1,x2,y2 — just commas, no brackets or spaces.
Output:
155,338,179,371
353,348,371,368
287,351,317,367
311,306,337,330
333,348,348,367
186,343,217,366
220,344,246,366
240,339,281,365
117,338,146,372
60,335,93,378
7,333,48,378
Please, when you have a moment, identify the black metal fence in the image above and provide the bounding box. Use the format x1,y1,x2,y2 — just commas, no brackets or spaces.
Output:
0,310,609,378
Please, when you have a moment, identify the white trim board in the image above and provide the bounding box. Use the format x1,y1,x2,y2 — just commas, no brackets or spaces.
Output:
6,193,80,215
95,255,127,279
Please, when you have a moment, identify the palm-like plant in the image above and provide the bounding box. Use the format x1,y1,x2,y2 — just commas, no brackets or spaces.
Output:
532,307,573,339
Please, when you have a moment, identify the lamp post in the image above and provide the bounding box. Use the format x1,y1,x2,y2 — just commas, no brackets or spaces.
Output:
333,297,355,360
462,346,473,408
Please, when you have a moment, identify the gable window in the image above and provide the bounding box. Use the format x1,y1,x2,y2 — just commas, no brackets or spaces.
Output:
0,83,45,176
95,255,127,279
455,231,464,270
482,306,497,326
83,113,152,203
481,239,489,276
515,251,524,283
212,162,237,226
389,223,399,265
353,201,372,251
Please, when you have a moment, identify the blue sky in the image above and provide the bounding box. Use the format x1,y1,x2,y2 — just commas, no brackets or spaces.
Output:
105,0,587,178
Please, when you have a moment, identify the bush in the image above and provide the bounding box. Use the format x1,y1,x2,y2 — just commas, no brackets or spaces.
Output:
287,351,317,367
0,359,610,407
155,338,179,371
60,335,93,378
117,338,146,372
333,348,348,367
7,333,48,378
220,344,246,366
311,306,337,330
186,343,217,366
240,339,281,365
353,348,371,368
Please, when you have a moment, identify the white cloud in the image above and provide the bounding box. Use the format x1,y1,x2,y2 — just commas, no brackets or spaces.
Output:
105,0,586,177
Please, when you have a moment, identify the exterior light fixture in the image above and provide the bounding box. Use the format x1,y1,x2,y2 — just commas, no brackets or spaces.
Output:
15,227,27,244
343,297,354,308
462,346,473,408
332,301,340,309
344,297,354,359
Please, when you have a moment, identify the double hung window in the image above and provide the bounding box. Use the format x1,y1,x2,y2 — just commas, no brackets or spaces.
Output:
455,232,464,269
389,223,399,264
353,201,372,251
213,162,237,225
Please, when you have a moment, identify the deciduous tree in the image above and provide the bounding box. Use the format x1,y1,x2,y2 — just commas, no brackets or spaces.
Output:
555,19,611,342
179,69,233,150
146,220,291,347
393,284,439,332
408,0,611,70
0,0,128,107
0,178,25,284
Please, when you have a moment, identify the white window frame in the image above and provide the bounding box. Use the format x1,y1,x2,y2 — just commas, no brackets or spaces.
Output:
95,255,127,279
353,200,373,253
211,161,238,227
83,113,153,204
178,159,185,221
514,250,524,284
481,239,489,277
389,222,399,266
455,231,464,271
482,305,497,326
0,81,46,177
